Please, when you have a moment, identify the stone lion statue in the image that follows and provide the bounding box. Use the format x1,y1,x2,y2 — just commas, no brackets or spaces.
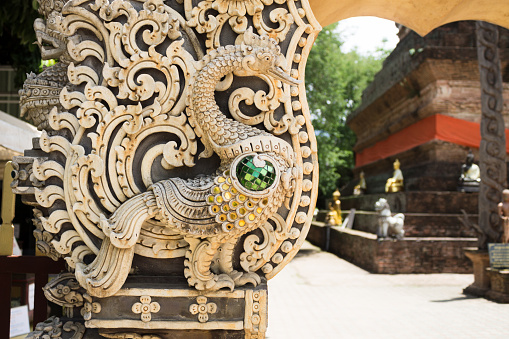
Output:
374,198,405,239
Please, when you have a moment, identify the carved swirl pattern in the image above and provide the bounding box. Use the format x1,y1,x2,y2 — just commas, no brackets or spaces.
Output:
475,21,507,248
13,0,320,297
26,316,85,339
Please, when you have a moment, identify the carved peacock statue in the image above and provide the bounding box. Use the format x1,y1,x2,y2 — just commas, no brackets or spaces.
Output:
12,0,319,300
75,28,299,296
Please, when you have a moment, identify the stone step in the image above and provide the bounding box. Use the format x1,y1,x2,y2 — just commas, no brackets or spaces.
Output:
307,222,477,274
340,191,478,214
350,213,477,238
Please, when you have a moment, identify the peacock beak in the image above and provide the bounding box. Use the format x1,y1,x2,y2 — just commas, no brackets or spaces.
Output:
268,67,301,85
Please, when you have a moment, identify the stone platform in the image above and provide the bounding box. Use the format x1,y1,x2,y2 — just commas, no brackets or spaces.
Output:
306,223,476,274
312,191,479,273
340,191,478,237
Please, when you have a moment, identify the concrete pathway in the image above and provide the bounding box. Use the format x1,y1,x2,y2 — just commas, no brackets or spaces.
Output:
267,241,509,339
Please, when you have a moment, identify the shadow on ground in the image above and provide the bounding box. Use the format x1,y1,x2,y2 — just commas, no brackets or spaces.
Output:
293,247,321,258
431,295,481,303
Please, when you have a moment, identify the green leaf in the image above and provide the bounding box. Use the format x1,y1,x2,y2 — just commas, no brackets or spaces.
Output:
305,24,392,202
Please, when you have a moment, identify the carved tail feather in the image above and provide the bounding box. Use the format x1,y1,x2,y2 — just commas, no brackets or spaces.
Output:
101,191,158,248
75,238,135,298
75,192,158,297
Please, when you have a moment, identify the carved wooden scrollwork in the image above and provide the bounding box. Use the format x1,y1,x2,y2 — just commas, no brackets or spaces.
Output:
13,0,320,301
475,21,507,248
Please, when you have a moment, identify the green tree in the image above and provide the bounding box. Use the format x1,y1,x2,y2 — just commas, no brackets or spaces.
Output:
305,23,390,204
0,0,40,86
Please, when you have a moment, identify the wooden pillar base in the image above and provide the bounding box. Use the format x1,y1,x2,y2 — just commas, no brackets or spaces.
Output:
485,268,509,303
27,279,269,339
463,248,491,296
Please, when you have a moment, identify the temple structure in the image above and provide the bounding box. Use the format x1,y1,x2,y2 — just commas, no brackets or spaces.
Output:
347,22,509,194
309,21,509,275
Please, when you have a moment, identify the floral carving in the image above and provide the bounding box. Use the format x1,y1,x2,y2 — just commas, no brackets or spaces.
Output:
186,0,292,51
43,273,84,317
245,290,267,338
189,296,218,323
132,296,161,322
26,316,85,339
82,293,101,321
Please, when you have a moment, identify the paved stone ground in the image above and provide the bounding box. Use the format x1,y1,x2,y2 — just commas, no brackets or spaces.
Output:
267,241,509,339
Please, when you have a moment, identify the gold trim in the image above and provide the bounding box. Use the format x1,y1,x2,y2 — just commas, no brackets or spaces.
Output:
86,319,244,330
114,288,245,298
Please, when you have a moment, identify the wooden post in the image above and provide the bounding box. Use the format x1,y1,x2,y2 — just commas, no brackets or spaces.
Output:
475,21,507,249
0,161,15,256
0,272,12,339
0,256,66,335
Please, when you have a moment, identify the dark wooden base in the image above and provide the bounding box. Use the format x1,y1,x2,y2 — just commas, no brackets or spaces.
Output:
463,284,489,297
485,268,509,303
26,280,268,338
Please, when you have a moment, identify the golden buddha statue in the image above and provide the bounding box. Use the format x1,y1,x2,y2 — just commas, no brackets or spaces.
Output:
458,150,480,193
325,189,342,226
385,159,404,193
353,171,367,195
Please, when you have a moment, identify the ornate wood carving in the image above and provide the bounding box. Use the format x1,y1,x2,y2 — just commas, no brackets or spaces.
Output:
475,21,507,249
25,316,85,339
17,0,320,336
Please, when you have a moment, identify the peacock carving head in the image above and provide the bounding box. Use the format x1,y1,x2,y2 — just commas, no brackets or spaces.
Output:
237,28,300,86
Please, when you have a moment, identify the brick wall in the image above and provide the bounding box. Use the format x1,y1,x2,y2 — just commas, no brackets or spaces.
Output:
307,223,476,274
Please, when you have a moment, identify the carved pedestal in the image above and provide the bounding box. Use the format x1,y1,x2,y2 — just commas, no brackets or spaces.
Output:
486,268,509,303
87,281,267,338
463,248,491,296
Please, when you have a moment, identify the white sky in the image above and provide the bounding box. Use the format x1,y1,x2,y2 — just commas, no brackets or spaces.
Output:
336,17,400,55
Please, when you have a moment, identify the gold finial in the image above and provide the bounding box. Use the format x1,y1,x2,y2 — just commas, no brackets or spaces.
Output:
333,189,340,199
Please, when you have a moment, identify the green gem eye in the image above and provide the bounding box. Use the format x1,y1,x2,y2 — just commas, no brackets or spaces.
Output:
236,155,276,191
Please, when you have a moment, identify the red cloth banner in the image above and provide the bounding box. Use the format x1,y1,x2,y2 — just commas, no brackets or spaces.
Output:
355,114,509,167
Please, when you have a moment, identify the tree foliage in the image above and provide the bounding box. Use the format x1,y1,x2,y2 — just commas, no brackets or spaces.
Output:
0,0,40,86
305,23,390,204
